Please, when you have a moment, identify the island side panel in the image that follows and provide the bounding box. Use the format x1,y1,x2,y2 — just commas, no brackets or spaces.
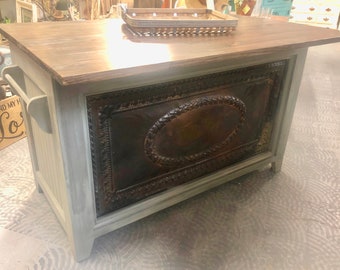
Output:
5,44,83,259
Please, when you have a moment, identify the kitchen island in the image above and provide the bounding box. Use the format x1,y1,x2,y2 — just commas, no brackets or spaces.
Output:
1,16,339,261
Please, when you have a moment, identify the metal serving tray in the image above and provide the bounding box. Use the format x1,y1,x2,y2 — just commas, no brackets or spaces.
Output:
121,8,238,36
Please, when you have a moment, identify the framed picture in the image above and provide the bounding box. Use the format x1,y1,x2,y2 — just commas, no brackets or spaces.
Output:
16,0,38,23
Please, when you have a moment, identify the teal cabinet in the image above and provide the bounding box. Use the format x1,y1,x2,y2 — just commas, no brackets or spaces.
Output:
262,0,293,16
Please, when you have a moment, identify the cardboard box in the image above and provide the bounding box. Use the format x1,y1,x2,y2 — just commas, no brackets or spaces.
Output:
0,95,26,150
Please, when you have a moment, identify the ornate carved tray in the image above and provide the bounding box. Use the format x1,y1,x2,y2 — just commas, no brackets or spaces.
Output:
121,8,238,36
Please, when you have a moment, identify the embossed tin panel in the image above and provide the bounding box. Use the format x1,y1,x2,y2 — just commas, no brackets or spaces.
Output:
87,60,288,217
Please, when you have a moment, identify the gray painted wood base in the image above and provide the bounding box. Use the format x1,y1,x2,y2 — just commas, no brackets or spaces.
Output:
4,45,308,261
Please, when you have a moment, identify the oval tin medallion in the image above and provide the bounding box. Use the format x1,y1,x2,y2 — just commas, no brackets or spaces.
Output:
144,96,246,167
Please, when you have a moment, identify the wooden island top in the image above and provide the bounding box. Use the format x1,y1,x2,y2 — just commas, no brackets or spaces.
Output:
1,16,340,86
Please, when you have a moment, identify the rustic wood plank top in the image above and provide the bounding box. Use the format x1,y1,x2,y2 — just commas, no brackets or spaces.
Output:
1,16,340,86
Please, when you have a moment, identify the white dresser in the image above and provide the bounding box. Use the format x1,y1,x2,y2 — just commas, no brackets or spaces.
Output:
289,0,340,29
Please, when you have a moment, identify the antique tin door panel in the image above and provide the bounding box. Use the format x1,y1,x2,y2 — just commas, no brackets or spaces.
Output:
87,60,288,217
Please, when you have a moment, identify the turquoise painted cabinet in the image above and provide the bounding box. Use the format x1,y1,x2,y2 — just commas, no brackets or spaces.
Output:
262,0,293,16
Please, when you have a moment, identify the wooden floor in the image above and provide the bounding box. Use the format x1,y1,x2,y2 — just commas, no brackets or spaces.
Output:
0,42,339,269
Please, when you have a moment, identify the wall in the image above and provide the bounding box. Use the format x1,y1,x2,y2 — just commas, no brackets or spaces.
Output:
0,0,16,22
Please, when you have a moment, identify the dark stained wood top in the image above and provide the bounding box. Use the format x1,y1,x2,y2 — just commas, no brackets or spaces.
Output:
1,16,340,86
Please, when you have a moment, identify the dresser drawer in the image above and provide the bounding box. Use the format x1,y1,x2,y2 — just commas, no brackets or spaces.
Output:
315,14,339,25
291,3,339,15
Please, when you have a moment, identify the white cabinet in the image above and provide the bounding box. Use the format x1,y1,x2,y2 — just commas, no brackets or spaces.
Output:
289,0,340,29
